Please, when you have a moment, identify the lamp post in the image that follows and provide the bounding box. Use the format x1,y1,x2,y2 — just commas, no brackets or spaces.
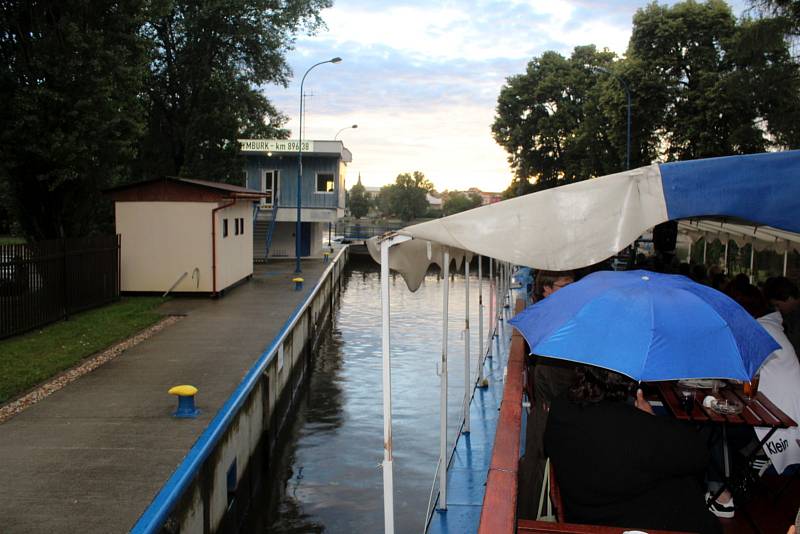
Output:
296,56,342,274
334,124,357,140
587,65,631,170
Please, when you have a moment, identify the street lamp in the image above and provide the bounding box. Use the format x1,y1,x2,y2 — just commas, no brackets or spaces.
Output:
296,56,342,274
587,64,631,170
334,124,358,140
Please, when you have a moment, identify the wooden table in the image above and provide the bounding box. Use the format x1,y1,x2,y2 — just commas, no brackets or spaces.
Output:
655,381,797,503
655,382,796,429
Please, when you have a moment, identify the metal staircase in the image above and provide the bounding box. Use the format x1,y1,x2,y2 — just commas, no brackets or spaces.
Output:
253,207,279,263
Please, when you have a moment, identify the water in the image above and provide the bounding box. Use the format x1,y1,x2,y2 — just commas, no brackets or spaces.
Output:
259,258,495,533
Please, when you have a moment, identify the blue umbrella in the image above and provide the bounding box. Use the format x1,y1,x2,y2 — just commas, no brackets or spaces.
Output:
508,270,780,382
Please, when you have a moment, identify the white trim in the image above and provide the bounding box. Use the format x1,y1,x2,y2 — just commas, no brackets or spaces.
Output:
314,171,336,194
260,169,277,207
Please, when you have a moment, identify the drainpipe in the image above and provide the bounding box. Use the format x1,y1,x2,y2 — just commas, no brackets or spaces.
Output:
211,197,237,295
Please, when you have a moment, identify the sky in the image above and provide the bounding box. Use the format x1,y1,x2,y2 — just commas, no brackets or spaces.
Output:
264,0,748,193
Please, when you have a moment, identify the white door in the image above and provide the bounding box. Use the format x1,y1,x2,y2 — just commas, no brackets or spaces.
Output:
261,170,277,207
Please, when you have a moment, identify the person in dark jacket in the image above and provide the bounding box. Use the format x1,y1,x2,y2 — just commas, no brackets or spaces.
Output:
544,365,721,534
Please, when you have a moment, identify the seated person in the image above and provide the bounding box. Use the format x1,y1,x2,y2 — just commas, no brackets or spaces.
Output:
763,276,800,357
544,365,721,534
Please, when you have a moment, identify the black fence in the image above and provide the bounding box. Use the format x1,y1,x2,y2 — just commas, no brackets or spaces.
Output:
0,235,120,339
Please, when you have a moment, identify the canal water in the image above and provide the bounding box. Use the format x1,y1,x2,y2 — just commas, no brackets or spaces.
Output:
259,257,497,533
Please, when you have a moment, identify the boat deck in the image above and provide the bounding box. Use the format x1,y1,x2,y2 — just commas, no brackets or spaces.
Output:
427,301,515,534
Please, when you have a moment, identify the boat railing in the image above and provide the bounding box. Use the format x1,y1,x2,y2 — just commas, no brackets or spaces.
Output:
477,298,526,534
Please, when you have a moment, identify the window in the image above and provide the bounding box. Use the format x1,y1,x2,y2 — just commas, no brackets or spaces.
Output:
316,173,335,193
239,218,245,236
223,218,229,237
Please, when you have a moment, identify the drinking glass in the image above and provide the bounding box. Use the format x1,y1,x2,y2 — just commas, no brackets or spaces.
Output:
678,388,694,414
744,374,760,400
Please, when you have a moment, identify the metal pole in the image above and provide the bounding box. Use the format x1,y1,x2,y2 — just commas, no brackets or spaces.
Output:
438,248,450,510
625,82,631,170
295,57,341,274
784,246,789,277
703,238,708,265
464,257,470,434
380,238,395,534
488,258,494,341
477,255,485,385
723,239,729,273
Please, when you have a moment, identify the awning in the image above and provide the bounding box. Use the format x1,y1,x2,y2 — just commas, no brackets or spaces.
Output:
369,151,800,291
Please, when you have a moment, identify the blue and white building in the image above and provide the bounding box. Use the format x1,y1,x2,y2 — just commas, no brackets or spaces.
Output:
239,139,351,261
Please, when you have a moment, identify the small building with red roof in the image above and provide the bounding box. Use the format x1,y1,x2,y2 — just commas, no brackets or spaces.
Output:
106,177,265,295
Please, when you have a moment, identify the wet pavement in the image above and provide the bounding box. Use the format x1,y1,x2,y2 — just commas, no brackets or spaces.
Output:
0,259,329,533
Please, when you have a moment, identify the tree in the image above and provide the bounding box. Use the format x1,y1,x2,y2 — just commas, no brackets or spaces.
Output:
349,175,370,219
443,191,482,215
137,0,331,183
628,0,800,159
494,0,800,199
492,45,621,194
0,1,149,240
376,171,433,221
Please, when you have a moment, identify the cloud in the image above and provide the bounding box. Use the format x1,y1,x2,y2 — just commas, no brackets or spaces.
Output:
261,0,748,192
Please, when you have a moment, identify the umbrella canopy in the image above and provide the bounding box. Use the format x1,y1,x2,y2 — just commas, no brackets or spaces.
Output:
508,270,780,382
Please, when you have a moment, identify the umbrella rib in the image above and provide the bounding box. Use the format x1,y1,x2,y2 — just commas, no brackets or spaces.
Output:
638,288,656,382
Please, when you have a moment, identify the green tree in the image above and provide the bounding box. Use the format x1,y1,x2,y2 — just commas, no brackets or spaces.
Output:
628,0,800,159
137,0,331,182
443,191,482,215
492,45,621,194
376,171,433,221
349,176,370,219
0,1,149,240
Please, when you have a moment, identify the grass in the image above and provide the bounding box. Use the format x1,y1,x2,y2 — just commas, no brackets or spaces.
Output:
0,236,25,245
0,297,165,404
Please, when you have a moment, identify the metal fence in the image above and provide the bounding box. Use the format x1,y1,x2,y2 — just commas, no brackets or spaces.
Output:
0,235,120,339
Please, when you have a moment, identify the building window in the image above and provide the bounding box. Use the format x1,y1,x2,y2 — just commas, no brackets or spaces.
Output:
239,218,245,236
316,173,335,193
223,218,228,237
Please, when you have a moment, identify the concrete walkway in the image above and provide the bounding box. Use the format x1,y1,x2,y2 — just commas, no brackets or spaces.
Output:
0,260,329,533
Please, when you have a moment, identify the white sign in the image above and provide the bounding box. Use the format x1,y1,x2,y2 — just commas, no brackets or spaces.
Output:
238,139,314,153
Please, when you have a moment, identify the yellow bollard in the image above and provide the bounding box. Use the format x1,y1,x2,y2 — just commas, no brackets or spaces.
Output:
168,385,199,418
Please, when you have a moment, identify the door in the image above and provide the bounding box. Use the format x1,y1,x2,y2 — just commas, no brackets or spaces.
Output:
301,222,311,257
261,170,277,207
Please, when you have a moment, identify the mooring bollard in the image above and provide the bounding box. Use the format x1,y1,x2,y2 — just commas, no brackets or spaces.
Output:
168,385,200,418
292,277,304,291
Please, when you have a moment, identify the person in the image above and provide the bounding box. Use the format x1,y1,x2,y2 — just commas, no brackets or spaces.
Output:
763,276,800,357
517,269,576,519
544,365,721,533
708,284,800,517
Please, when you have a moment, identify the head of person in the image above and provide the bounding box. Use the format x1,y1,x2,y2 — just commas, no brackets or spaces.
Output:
730,283,770,319
536,270,575,300
568,365,636,405
763,276,800,315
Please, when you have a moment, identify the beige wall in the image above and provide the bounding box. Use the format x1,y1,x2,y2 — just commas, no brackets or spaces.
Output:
267,221,325,258
116,200,253,293
215,201,253,291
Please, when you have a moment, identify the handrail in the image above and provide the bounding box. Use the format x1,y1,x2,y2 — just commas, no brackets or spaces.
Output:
422,322,498,532
131,246,349,533
163,271,188,298
477,298,526,534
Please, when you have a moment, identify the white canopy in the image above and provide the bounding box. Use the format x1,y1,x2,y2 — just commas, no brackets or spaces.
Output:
368,151,800,291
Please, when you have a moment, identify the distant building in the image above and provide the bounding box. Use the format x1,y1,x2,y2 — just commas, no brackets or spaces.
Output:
426,193,443,210
239,139,351,261
468,187,502,205
364,186,381,199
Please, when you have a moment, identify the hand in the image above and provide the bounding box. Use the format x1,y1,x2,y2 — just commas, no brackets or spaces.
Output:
635,388,655,415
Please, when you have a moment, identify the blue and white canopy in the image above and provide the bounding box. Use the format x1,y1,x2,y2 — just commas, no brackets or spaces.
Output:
369,151,800,289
